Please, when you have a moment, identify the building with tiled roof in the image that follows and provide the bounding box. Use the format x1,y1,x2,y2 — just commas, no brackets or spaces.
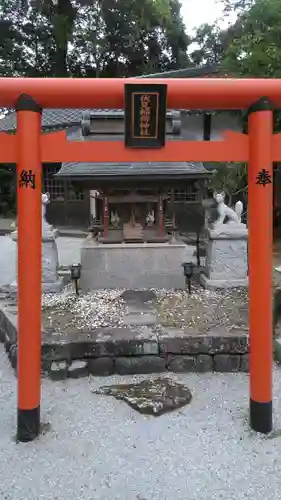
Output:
0,64,242,229
0,64,223,133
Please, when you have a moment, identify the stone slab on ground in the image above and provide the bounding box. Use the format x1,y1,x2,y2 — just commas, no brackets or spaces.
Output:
93,377,192,416
122,313,157,326
120,290,157,303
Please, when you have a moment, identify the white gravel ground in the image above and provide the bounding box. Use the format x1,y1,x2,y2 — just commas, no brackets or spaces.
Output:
1,347,281,500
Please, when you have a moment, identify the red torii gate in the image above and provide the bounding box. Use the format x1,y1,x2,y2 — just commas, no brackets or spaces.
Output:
0,77,279,441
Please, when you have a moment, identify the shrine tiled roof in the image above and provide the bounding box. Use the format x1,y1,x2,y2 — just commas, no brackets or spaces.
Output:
55,160,209,179
55,127,210,179
136,64,219,79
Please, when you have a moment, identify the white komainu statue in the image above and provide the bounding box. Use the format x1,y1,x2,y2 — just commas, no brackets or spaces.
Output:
10,192,52,231
213,191,243,228
42,192,53,231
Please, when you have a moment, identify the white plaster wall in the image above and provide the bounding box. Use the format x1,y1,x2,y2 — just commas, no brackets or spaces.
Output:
181,112,242,141
181,113,204,140
211,114,241,140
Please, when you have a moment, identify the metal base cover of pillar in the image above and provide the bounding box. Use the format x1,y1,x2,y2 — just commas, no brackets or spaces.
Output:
249,399,272,434
17,405,40,442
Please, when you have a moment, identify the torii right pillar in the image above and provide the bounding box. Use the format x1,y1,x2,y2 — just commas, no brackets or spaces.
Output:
248,97,273,434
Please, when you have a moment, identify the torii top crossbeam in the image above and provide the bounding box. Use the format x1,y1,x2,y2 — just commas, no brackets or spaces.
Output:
1,77,281,109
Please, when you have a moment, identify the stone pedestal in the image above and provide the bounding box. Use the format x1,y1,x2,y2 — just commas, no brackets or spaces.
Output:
200,224,248,289
80,240,187,291
10,225,64,294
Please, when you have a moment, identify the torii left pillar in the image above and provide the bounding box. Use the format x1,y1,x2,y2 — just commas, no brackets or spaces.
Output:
16,94,42,442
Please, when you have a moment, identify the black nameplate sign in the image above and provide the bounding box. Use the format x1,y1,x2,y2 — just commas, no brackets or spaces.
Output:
124,83,167,148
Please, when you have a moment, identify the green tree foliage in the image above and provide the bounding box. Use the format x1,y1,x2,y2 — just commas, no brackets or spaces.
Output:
0,0,190,79
190,0,257,68
191,0,281,209
0,0,190,215
222,0,254,14
222,0,281,131
191,23,229,65
223,0,281,77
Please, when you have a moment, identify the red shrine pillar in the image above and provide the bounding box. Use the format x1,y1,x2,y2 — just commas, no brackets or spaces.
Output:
16,94,42,442
158,194,164,236
248,97,273,434
103,196,109,237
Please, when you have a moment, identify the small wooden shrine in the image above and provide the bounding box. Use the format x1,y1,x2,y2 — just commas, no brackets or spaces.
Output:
56,91,211,243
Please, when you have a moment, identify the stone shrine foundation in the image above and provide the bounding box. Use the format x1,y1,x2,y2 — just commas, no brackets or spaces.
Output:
200,226,248,289
80,241,187,291
10,228,64,294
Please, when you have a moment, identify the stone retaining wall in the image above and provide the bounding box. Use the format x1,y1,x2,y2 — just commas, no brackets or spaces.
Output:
0,301,250,379
43,353,249,380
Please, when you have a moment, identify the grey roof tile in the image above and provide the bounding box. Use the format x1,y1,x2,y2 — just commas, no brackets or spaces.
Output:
57,128,210,178
0,108,90,132
58,129,209,178
0,108,177,132
137,65,219,79
56,160,208,178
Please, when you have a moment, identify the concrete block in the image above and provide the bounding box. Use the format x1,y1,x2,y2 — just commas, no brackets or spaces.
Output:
80,242,187,291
